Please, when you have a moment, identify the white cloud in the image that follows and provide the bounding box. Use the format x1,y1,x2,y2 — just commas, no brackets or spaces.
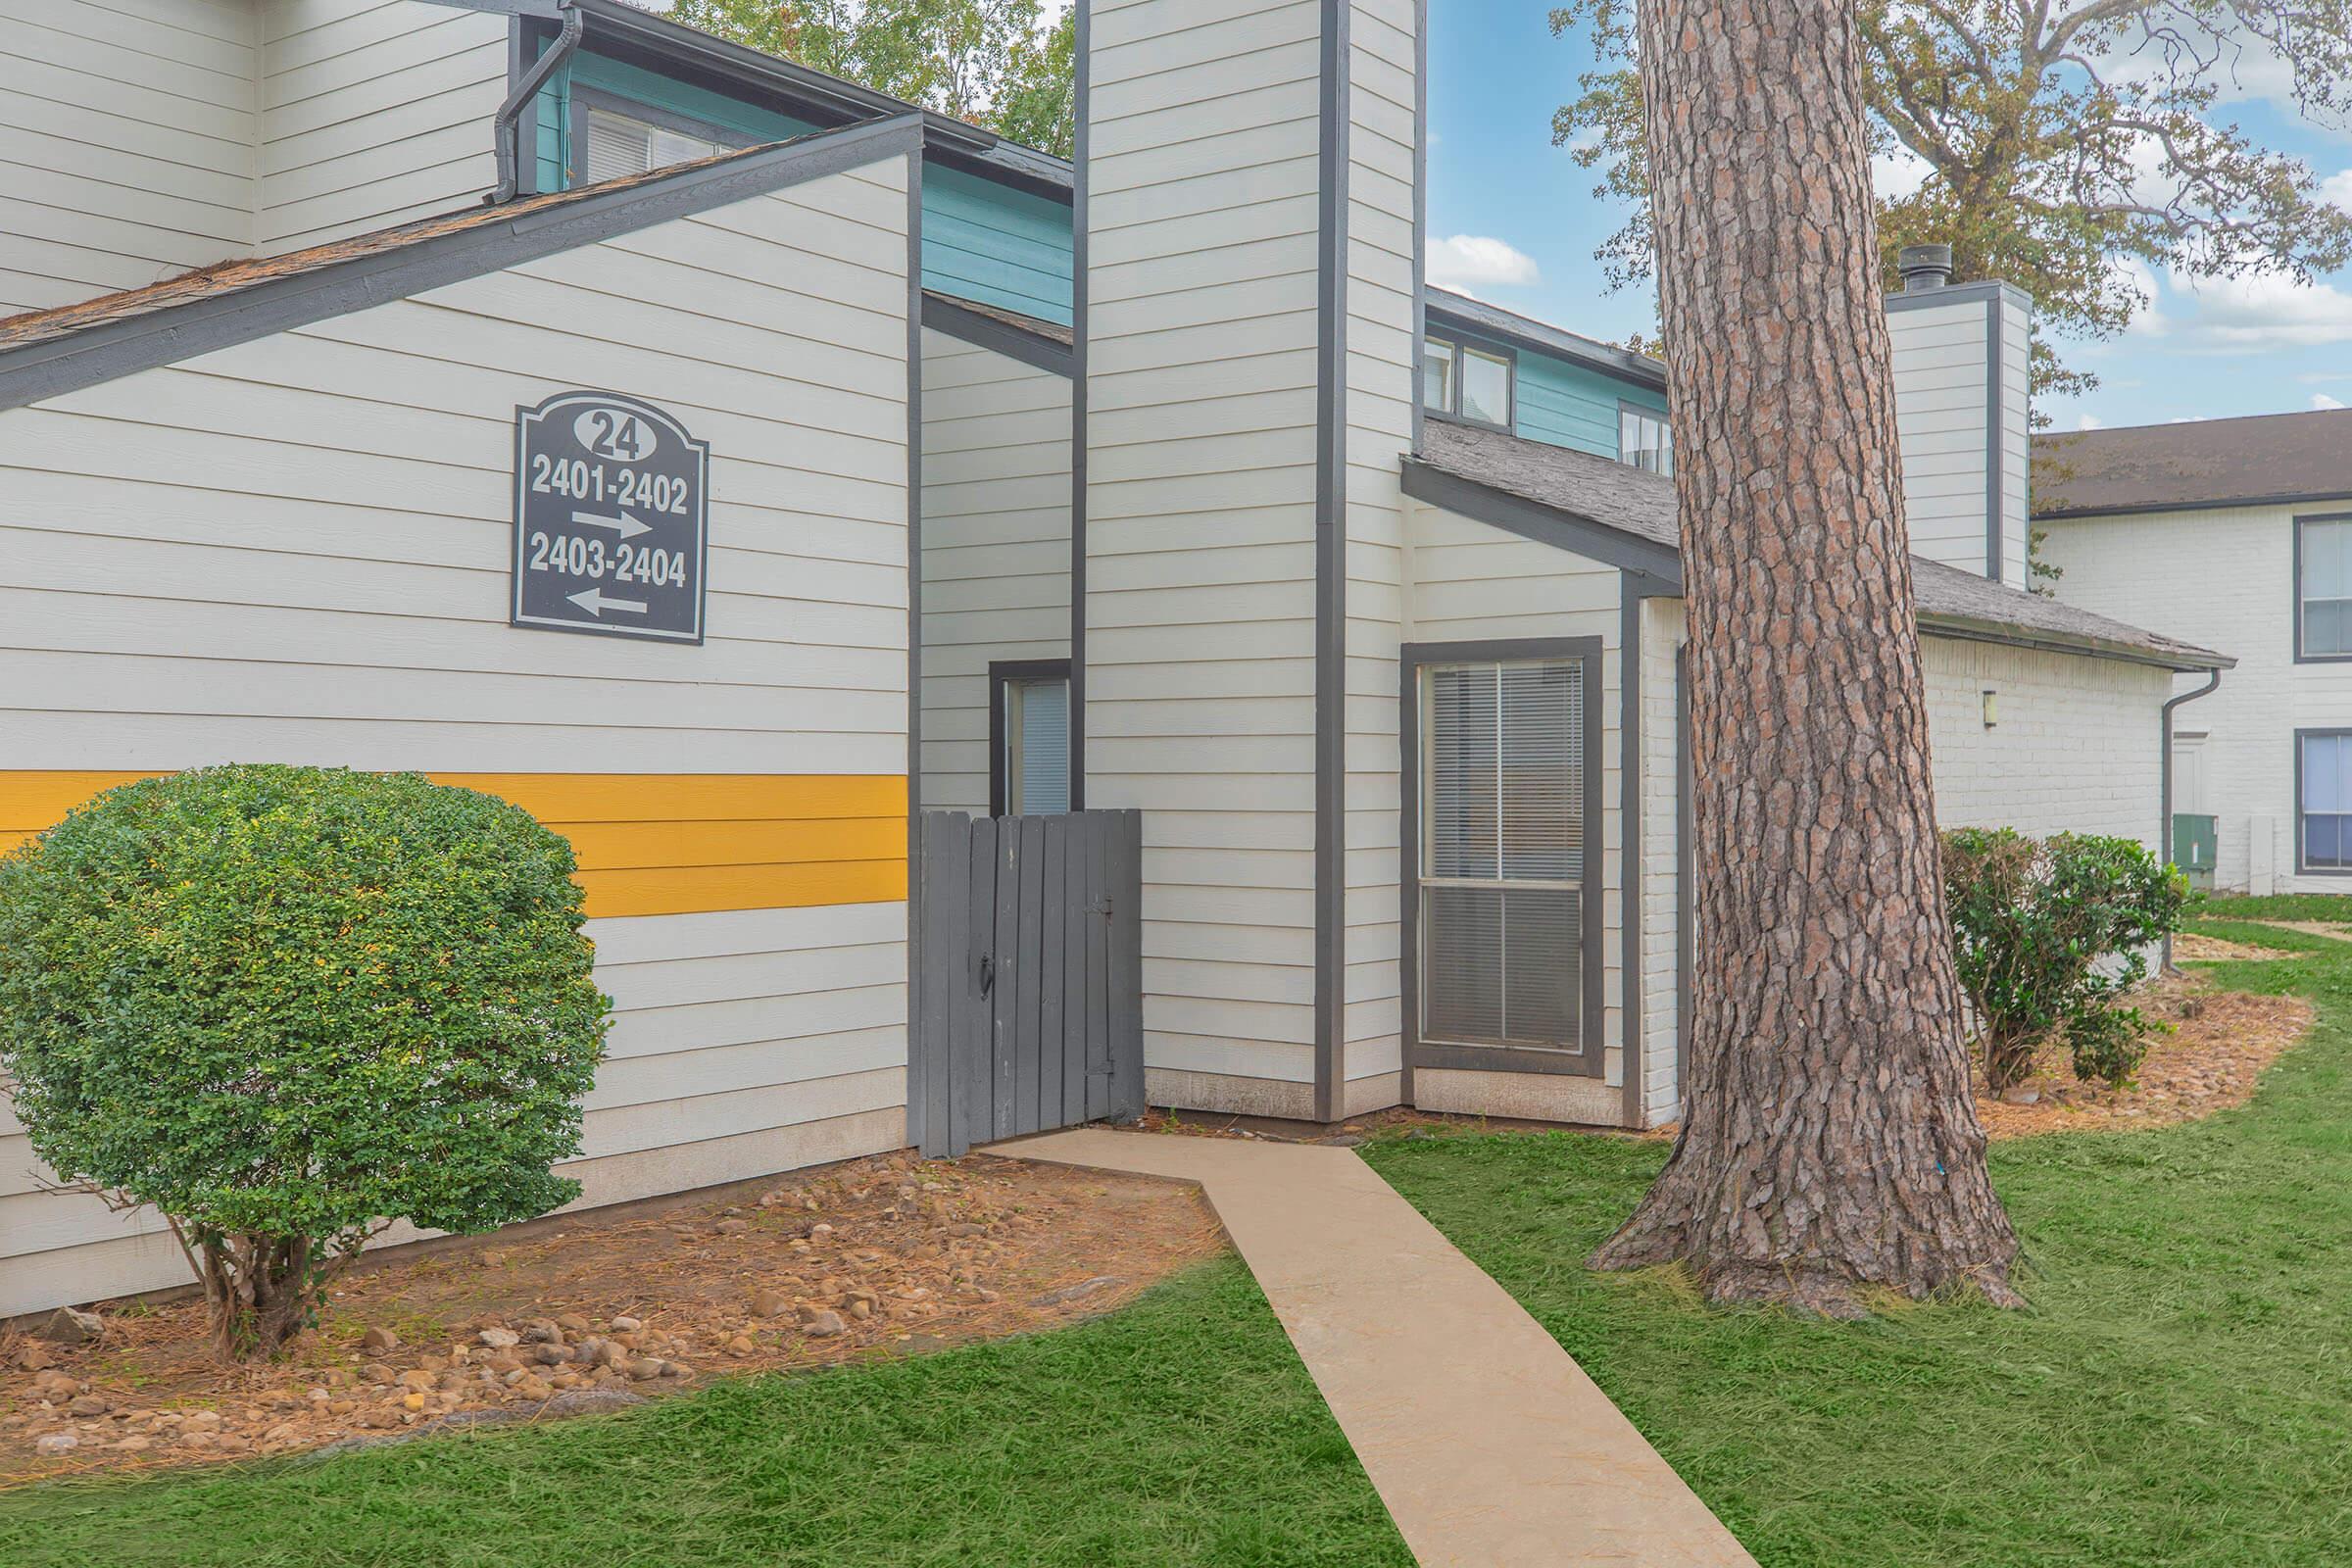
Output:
2315,393,2348,411
1425,234,1542,297
2075,413,2106,431
2326,170,2352,211
1871,148,1930,203
2163,266,2352,352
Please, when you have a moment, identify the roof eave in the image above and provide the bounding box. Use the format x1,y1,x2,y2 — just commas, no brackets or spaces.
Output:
1914,612,2234,673
2034,490,2352,522
1401,452,2233,674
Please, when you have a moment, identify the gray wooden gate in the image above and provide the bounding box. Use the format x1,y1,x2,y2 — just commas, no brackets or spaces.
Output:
914,809,1144,1156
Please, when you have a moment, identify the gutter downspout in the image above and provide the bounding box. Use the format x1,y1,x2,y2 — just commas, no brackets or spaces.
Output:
2160,666,2224,969
494,1,583,204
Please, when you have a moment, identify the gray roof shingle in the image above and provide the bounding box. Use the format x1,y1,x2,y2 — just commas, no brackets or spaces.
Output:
2034,409,2352,518
1411,419,2230,671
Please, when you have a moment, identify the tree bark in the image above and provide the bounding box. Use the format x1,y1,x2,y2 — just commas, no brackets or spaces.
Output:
1590,0,2021,1312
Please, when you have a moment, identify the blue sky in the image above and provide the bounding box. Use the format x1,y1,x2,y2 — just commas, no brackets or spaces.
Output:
1426,0,2352,433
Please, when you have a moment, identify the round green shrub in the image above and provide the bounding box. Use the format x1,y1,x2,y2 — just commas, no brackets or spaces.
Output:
0,765,610,1355
1941,827,2186,1093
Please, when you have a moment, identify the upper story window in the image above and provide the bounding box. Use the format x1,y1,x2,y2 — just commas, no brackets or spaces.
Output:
1619,404,1673,476
2298,514,2352,661
580,104,727,184
1423,334,1514,429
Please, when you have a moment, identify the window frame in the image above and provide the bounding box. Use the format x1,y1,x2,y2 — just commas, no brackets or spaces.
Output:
2293,512,2352,664
1397,637,1606,1078
1617,399,1674,476
1421,331,1517,434
567,86,760,189
988,659,1073,819
2296,727,2352,877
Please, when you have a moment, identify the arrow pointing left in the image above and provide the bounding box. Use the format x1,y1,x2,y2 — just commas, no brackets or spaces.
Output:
567,587,649,617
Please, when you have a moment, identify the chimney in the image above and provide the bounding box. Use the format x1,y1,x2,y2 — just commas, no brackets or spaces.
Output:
1887,246,2031,591
1898,243,1953,293
1079,0,1420,1120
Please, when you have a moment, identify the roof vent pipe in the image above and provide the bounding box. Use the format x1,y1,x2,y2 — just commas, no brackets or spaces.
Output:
1899,243,1955,293
492,0,584,204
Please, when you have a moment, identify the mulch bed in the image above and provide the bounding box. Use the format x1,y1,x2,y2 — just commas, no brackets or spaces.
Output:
1971,972,2313,1139
2,1151,1223,1488
2173,931,2297,963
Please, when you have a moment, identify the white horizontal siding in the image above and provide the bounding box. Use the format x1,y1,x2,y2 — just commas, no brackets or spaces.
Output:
0,155,919,1316
0,0,259,319
1889,296,1994,581
1339,0,1417,1102
918,328,1073,813
257,0,506,254
1086,0,1325,1098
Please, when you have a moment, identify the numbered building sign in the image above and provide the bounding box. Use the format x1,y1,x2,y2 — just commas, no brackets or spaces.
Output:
512,391,709,643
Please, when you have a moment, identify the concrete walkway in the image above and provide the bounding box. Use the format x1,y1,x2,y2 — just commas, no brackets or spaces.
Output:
1003,1128,1755,1568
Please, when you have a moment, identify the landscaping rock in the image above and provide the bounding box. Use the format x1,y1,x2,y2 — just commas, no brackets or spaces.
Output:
32,1306,102,1345
477,1327,521,1349
34,1432,78,1456
361,1325,400,1353
610,1315,642,1333
67,1395,109,1417
713,1218,750,1236
800,1310,848,1339
11,1343,56,1373
30,1369,78,1401
397,1369,436,1391
749,1289,791,1318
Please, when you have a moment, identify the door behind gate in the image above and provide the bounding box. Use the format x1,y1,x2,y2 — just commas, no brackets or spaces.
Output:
914,809,1144,1156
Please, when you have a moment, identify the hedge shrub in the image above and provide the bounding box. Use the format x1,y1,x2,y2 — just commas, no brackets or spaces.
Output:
0,765,609,1357
1941,827,2186,1093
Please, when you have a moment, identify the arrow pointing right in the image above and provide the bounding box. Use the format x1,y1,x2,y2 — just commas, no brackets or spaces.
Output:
570,509,655,541
567,587,649,617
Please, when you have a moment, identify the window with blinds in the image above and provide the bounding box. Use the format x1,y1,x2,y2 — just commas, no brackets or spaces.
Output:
582,107,723,185
1421,659,1587,1052
1004,676,1071,816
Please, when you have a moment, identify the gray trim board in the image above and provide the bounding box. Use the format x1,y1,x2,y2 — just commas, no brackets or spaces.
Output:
920,293,1073,377
2293,513,2352,664
1397,637,1609,1081
1400,460,1685,585
1620,590,1642,1128
905,147,928,1152
0,115,928,413
1069,0,1090,813
1310,0,1349,1124
2036,490,2352,523
1883,277,2033,317
1410,0,1427,458
1674,640,1691,1116
2293,726,2352,878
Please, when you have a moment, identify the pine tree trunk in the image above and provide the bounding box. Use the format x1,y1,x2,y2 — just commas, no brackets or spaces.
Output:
1589,0,2021,1312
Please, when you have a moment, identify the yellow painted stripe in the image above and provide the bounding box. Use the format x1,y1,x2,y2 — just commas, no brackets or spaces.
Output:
0,773,907,919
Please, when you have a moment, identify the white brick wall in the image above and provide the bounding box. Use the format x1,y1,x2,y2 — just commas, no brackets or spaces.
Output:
1632,600,2173,1121
1921,635,2171,848
2040,501,2351,892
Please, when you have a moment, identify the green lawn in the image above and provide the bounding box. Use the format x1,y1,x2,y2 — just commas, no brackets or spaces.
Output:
1366,910,2352,1568
2192,891,2352,923
0,1257,1411,1568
